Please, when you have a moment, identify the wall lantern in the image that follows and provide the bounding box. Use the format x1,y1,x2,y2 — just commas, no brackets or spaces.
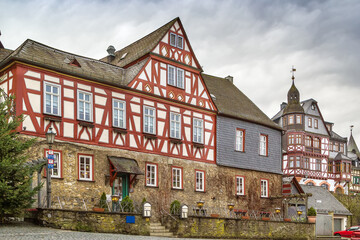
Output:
181,205,188,219
297,210,303,216
46,127,56,146
228,203,235,211
143,202,151,217
111,195,120,202
197,200,205,209
275,207,281,214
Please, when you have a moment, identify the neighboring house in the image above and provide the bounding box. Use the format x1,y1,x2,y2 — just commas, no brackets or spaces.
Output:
272,76,350,193
302,185,352,235
348,128,360,194
0,18,282,214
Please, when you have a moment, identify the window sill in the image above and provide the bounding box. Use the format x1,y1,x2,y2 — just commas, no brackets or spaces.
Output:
51,177,64,180
167,84,185,90
235,150,245,153
44,114,62,122
193,142,204,148
171,187,184,191
195,190,206,193
236,194,246,197
260,196,269,199
113,127,127,134
77,179,95,182
78,121,94,128
259,154,268,157
143,133,157,139
170,138,182,144
145,185,159,188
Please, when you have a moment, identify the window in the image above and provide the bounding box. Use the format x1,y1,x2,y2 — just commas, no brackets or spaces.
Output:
295,134,302,144
170,32,183,49
259,134,268,156
311,104,315,110
334,142,339,152
77,91,92,121
44,82,60,116
170,112,181,139
289,115,294,125
304,158,309,169
296,115,302,124
235,129,245,152
329,142,333,151
78,154,93,181
236,176,245,196
313,138,320,148
261,179,268,198
193,118,203,144
314,119,318,129
195,170,205,192
167,65,184,89
289,157,294,168
296,156,301,168
172,167,182,189
336,162,341,172
143,106,156,134
307,182,314,186
315,159,321,171
283,117,287,126
113,99,126,128
45,150,61,178
288,134,295,145
328,162,333,173
146,163,157,187
321,184,328,190
340,144,344,153
305,136,312,147
308,118,312,128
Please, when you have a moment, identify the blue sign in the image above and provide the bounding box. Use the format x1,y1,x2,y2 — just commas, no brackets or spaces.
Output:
48,164,54,169
47,154,54,160
126,216,135,224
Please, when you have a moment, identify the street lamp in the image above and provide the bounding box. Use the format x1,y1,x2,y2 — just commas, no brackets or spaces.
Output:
45,127,56,208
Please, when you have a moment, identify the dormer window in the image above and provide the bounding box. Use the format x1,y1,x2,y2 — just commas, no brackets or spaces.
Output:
311,104,315,110
170,33,183,49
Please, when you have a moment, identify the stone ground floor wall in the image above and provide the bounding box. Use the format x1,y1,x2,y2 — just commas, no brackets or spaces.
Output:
27,137,283,219
164,216,315,240
35,208,149,235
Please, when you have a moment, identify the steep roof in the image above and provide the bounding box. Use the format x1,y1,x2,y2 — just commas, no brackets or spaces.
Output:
301,98,317,113
330,130,347,142
100,18,178,68
0,48,13,62
0,39,146,87
302,185,352,216
348,133,360,154
202,73,282,131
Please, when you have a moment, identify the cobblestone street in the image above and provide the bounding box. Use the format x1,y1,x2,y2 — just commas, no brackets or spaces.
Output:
0,222,223,240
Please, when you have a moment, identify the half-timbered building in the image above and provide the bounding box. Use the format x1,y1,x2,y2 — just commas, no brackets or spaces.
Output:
348,129,360,194
0,18,282,213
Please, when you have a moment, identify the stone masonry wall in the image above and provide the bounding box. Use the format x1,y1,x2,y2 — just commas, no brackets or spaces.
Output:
26,136,283,219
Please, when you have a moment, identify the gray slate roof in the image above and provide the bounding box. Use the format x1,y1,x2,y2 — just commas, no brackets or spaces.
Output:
0,39,146,88
301,185,352,216
0,48,13,62
202,73,282,131
348,133,360,155
330,130,347,142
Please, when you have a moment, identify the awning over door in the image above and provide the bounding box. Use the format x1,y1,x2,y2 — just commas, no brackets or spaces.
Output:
108,156,144,175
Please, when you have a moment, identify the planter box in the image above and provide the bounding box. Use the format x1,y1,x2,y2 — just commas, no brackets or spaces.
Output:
241,216,250,220
210,214,219,218
92,207,105,212
262,217,270,221
284,218,291,222
307,216,316,223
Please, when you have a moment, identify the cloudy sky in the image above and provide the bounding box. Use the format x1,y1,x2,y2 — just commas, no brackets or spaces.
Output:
1,0,359,143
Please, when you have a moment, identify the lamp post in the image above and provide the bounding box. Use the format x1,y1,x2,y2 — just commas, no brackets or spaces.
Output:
45,127,56,208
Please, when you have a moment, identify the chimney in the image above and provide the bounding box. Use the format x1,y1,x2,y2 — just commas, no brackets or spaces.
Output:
280,102,287,110
225,75,233,83
107,45,115,61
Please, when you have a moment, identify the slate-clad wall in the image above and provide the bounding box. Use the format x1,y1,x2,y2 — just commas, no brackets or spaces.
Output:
217,116,282,174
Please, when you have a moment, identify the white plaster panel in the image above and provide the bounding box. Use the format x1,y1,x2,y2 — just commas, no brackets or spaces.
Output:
25,78,40,91
112,92,125,99
44,75,60,83
161,34,168,44
9,71,13,77
139,71,147,81
160,69,167,87
28,93,41,113
185,127,191,141
207,149,214,161
22,99,27,111
94,87,106,95
80,130,90,140
185,96,189,102
170,106,180,113
183,110,191,116
63,122,74,138
183,116,191,125
172,145,178,155
95,127,99,136
161,89,166,96
130,103,140,114
95,108,104,124
192,59,197,68
136,82,142,90
195,151,201,159
24,70,40,79
0,73,7,82
9,79,13,90
205,122,213,130
190,98,196,105
133,116,141,132
158,121,165,136
193,112,203,118
99,129,109,143
157,103,166,109
115,134,124,146
23,115,35,132
157,110,167,119
64,88,74,99
63,101,74,119
131,97,140,103
153,44,160,54
143,100,154,107
174,21,179,29
95,95,107,106
145,61,152,80
77,83,91,91
183,146,188,157
154,86,160,96
130,134,137,148
145,141,153,151
185,78,191,94
63,80,74,87
198,78,204,96
204,115,213,122
105,114,108,126
161,141,168,153
205,132,211,145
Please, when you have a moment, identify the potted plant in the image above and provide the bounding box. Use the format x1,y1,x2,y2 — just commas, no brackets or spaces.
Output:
93,192,107,212
307,207,317,223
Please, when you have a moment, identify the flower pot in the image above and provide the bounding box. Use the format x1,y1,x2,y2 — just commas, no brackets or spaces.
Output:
210,214,219,218
284,218,291,222
241,216,250,220
262,217,270,221
93,207,105,212
307,216,316,223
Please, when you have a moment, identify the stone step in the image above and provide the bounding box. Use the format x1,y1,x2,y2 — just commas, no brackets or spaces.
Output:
150,232,174,237
150,226,166,230
149,222,162,226
150,228,171,233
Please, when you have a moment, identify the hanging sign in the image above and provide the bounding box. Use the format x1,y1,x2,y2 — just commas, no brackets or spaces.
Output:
47,154,54,160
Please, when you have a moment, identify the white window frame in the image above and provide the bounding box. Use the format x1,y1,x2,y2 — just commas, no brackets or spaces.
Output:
170,112,181,139
259,134,268,156
288,115,294,125
45,150,61,178
235,129,245,152
146,163,157,187
112,99,126,129
195,170,205,192
77,90,93,122
193,118,204,144
143,106,156,134
170,32,177,47
236,176,245,196
169,32,183,50
168,65,176,86
78,155,93,181
261,179,269,198
176,68,184,89
172,167,182,189
314,119,318,129
167,65,184,89
308,118,312,128
44,82,61,116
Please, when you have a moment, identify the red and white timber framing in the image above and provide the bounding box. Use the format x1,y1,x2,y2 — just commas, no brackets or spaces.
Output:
0,63,216,164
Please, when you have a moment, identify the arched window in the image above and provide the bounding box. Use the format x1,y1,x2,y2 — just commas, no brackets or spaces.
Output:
335,187,344,194
307,182,314,186
321,183,329,190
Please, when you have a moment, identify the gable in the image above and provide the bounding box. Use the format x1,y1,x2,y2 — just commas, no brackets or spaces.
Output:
303,100,329,136
151,20,201,70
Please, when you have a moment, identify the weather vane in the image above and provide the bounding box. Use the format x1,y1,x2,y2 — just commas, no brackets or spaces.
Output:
350,125,354,134
290,66,296,81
